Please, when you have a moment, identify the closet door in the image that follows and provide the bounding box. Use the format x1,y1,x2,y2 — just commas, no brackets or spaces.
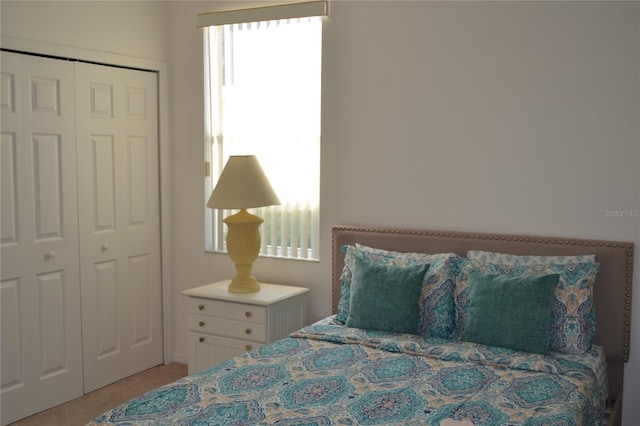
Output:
1,52,83,425
75,62,163,393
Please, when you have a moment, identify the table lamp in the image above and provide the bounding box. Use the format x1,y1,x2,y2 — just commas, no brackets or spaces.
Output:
207,155,281,293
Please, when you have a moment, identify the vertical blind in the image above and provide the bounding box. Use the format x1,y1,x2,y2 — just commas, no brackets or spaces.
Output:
204,13,322,260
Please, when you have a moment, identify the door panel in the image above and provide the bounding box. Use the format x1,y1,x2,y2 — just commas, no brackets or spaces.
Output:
24,54,83,411
1,133,19,245
95,260,119,359
129,253,151,346
32,134,64,238
0,53,30,425
0,278,25,391
76,62,162,393
37,271,68,377
91,135,117,230
1,51,83,426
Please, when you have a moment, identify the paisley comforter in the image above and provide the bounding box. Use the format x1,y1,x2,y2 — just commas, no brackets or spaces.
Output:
88,317,607,425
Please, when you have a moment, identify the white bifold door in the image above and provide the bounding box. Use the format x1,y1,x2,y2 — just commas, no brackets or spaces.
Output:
0,51,163,425
1,51,84,425
75,62,162,393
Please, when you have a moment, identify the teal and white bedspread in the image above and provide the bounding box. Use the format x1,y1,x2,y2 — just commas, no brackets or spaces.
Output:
88,317,607,425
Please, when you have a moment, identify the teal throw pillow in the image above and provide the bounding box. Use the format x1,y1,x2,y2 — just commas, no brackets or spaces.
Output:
462,271,559,354
346,254,429,335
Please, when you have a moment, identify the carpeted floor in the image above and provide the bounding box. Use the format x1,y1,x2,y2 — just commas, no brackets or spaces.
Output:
9,362,188,426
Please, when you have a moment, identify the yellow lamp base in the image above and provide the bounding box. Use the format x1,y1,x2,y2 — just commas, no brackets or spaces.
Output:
224,209,263,294
228,277,261,293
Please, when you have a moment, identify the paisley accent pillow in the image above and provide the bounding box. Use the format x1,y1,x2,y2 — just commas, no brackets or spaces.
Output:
335,245,357,324
466,250,596,266
336,244,459,339
452,258,599,354
465,250,598,344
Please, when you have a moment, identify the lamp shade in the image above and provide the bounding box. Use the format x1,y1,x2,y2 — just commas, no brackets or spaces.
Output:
207,155,280,209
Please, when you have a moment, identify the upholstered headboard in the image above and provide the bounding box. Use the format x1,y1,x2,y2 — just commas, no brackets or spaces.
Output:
331,225,634,401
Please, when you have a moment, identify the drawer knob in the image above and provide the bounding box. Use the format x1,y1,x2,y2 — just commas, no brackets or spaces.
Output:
199,321,205,327
199,337,205,343
245,311,251,318
245,345,251,351
245,328,252,335
198,305,204,311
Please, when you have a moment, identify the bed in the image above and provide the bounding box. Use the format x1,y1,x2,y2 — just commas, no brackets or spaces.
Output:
88,225,634,426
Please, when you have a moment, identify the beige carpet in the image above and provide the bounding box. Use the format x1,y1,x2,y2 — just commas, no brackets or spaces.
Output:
10,363,188,426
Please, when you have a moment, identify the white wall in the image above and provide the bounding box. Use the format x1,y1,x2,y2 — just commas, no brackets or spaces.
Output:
3,1,639,424
0,1,169,60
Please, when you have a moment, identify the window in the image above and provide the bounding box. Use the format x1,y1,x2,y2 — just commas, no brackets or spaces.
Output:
204,16,322,260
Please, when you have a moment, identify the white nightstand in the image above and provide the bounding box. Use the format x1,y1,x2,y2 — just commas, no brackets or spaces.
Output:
182,280,309,374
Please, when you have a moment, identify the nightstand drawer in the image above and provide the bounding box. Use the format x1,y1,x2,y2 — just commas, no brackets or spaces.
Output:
188,332,264,374
188,313,267,342
187,297,266,324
